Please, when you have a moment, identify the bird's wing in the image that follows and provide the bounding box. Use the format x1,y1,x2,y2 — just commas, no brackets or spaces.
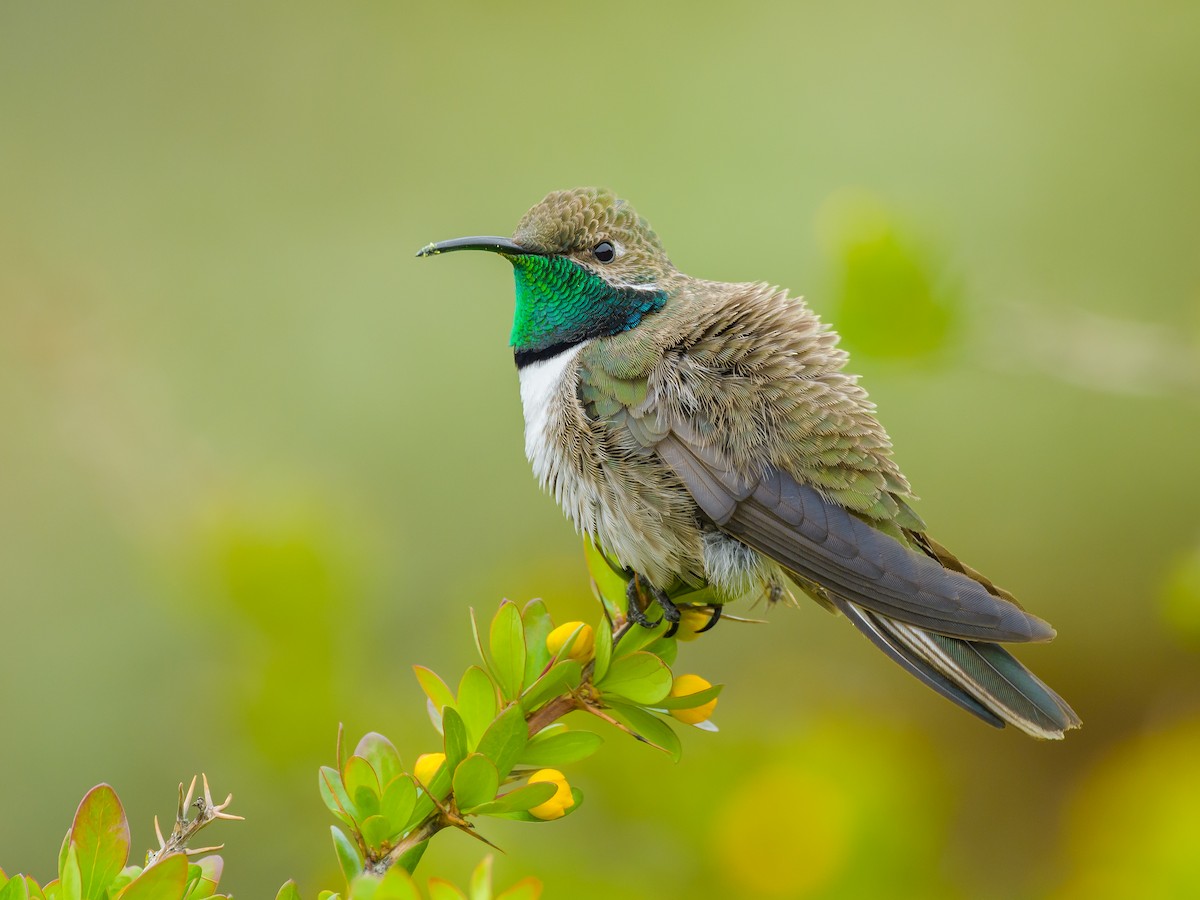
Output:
653,416,1054,643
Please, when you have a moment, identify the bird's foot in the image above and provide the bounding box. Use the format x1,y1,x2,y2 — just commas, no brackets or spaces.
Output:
625,575,682,638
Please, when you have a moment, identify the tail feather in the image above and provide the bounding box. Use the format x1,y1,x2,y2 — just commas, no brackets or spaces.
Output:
834,598,1082,740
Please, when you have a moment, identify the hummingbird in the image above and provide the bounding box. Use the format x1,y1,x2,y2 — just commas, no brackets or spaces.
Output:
418,188,1080,740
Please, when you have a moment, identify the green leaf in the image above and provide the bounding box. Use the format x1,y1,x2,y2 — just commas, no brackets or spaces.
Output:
442,707,469,769
343,756,382,822
452,754,500,812
495,878,542,900
489,602,527,702
606,702,682,761
650,633,678,666
392,839,428,875
67,785,129,900
468,782,556,816
468,856,492,900
0,878,29,900
275,882,302,900
489,787,584,823
182,864,200,900
456,666,499,749
583,537,629,621
592,618,613,682
413,667,456,714
331,826,364,886
375,868,422,900
186,857,222,899
56,831,69,887
475,704,528,778
521,659,581,713
346,875,379,900
614,621,670,658
425,882,466,900
116,855,187,900
597,652,672,705
359,815,394,853
380,775,417,835
109,868,140,897
468,609,491,671
655,682,723,710
520,600,553,686
354,733,403,788
60,847,80,900
519,730,604,767
319,767,358,828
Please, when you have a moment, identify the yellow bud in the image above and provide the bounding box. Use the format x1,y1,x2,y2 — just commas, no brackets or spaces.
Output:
546,621,594,662
413,752,445,786
668,673,718,725
527,768,575,820
675,608,719,642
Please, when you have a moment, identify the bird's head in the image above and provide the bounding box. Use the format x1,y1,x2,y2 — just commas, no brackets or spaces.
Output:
418,188,675,367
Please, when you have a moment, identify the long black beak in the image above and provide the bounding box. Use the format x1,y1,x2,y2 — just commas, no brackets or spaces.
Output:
415,236,531,258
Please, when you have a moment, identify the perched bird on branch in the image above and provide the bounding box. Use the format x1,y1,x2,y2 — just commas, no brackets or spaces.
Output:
419,188,1080,739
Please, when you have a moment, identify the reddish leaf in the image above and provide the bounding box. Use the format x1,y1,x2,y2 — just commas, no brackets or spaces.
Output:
115,854,187,900
68,785,129,900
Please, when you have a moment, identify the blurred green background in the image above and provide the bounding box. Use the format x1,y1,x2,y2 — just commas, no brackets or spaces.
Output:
3,2,1199,897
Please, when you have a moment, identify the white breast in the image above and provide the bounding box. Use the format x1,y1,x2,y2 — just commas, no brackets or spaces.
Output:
517,344,586,485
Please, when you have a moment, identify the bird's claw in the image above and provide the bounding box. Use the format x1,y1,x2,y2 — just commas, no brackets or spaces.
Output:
695,603,723,634
626,575,681,637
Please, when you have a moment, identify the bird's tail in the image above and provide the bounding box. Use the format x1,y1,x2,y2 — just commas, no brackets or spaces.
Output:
834,598,1082,740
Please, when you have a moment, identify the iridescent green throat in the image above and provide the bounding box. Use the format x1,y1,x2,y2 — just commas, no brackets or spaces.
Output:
509,255,667,368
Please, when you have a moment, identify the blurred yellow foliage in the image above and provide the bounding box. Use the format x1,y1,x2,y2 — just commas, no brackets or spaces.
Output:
1053,715,1200,899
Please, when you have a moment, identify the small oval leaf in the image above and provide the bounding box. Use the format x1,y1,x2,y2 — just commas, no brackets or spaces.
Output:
521,600,553,686
519,730,604,768
489,602,527,702
468,782,556,816
354,733,403,788
380,776,417,834
413,667,456,714
592,618,614,682
452,754,500,812
442,708,469,769
342,757,381,822
521,660,581,712
319,767,357,828
598,652,672,705
655,683,723,710
375,867,423,900
606,703,682,762
115,854,187,900
456,667,499,749
68,785,130,900
475,705,528,778
359,815,395,853
330,826,364,886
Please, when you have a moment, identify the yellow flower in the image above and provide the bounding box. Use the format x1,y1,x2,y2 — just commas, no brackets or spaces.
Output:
546,621,594,662
413,752,445,786
668,674,718,725
527,768,575,820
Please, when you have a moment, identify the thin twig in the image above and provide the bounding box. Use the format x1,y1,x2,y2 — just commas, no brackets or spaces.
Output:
146,774,243,864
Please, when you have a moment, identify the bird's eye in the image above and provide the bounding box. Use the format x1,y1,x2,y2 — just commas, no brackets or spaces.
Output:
593,241,616,263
